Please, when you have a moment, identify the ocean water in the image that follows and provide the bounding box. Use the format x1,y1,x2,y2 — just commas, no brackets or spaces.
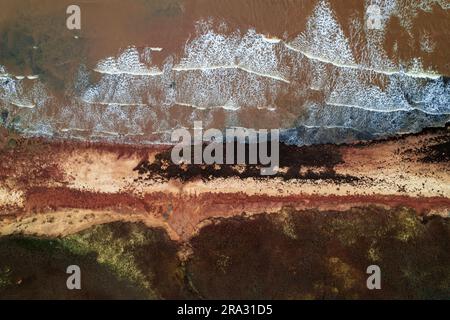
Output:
0,0,449,145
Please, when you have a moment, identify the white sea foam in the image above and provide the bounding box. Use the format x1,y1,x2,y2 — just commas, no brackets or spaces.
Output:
81,98,148,107
0,66,48,111
285,43,441,80
94,46,163,76
325,102,448,116
173,65,290,83
261,35,282,44
60,128,88,132
175,26,288,83
291,1,356,66
94,69,163,76
11,101,35,108
175,100,241,111
2,1,449,146
287,0,441,80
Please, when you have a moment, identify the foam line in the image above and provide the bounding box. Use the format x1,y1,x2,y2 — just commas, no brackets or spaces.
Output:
285,43,442,80
81,98,147,107
173,65,290,84
326,101,449,116
93,68,163,76
11,101,35,108
175,101,241,111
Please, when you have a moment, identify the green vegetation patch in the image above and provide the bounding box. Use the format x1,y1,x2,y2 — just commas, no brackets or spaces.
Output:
0,222,185,299
0,208,449,300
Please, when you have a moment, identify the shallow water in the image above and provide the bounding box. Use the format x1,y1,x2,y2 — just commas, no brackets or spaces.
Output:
0,0,449,145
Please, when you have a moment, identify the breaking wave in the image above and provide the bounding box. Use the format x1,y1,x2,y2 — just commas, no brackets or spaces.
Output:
1,0,449,146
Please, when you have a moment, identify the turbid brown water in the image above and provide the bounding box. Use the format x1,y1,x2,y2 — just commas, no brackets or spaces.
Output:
1,0,449,144
1,0,448,72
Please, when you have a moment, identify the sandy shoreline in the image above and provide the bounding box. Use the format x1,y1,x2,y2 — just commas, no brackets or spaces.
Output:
0,126,448,241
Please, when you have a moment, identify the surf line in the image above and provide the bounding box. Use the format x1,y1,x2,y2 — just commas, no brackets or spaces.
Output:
172,65,290,84
175,101,241,111
326,101,450,116
284,43,442,80
80,98,147,107
93,68,163,76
